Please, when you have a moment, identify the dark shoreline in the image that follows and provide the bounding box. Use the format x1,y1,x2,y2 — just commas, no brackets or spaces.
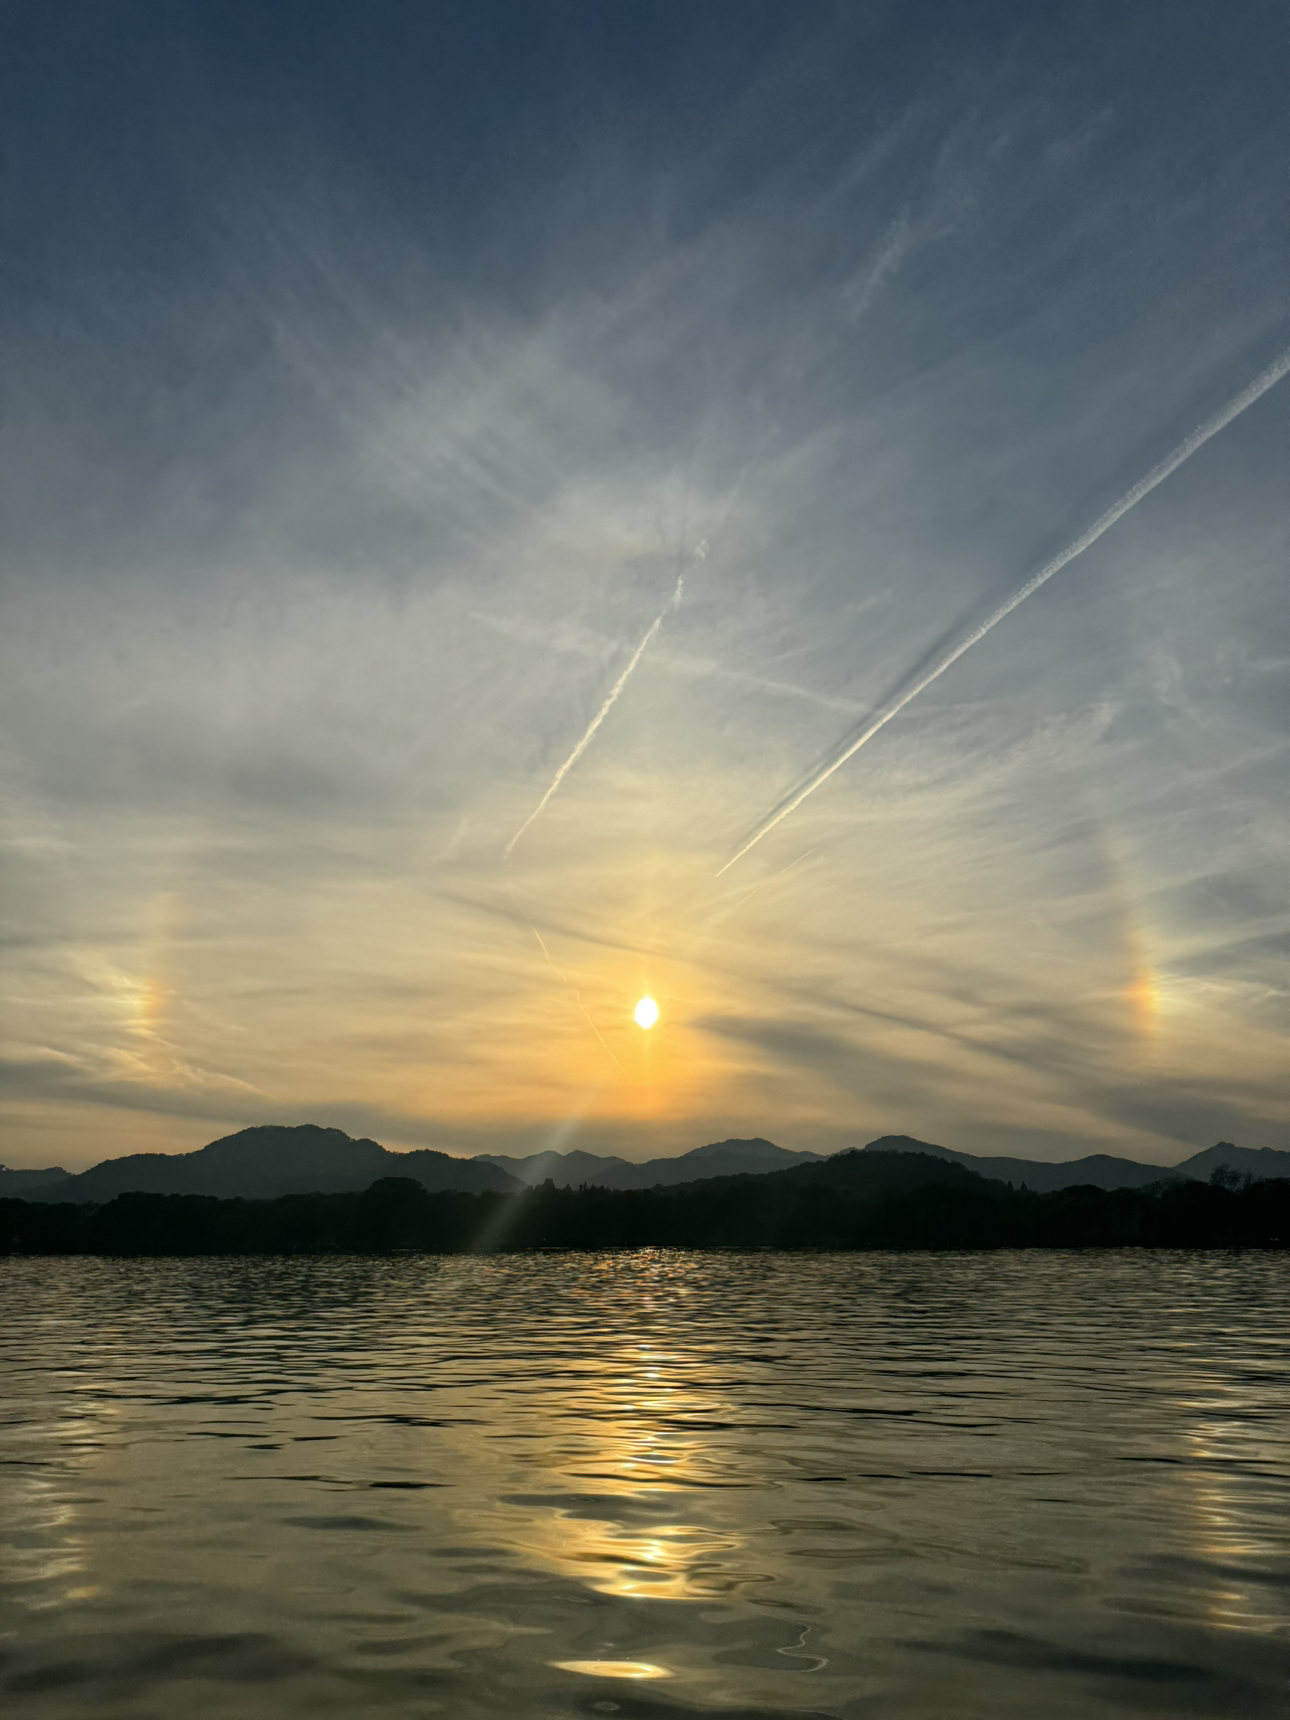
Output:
3,1152,1287,1255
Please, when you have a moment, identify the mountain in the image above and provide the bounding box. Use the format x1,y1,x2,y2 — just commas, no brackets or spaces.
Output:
681,1138,823,1174
22,1127,1284,1209
474,1137,823,1189
23,1125,520,1203
1175,1142,1290,1181
760,1147,991,1197
475,1149,638,1188
854,1135,1182,1192
0,1163,72,1195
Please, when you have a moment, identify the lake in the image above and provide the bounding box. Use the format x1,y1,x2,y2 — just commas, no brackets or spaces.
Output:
2,1250,1288,1717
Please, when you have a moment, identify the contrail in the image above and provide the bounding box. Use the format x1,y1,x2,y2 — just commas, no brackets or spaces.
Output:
505,576,683,859
719,344,1290,875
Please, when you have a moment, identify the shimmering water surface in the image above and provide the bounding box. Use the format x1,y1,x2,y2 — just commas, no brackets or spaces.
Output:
2,1251,1288,1718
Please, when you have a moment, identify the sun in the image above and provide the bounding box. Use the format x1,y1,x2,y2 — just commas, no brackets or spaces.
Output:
633,995,659,1030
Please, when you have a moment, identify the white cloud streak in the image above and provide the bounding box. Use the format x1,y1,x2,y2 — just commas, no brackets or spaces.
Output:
504,576,683,859
719,343,1290,874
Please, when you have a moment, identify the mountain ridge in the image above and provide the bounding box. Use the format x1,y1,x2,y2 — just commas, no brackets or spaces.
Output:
12,1127,1288,1204
475,1137,823,1190
852,1134,1290,1191
19,1125,519,1203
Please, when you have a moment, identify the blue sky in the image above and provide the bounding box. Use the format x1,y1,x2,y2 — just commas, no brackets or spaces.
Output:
2,2,1287,1169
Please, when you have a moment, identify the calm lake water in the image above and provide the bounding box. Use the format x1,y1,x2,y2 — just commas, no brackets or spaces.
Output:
2,1251,1288,1718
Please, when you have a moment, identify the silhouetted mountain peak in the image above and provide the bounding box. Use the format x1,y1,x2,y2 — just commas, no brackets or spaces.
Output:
27,1124,518,1202
849,1135,952,1158
683,1137,803,1163
1176,1142,1290,1179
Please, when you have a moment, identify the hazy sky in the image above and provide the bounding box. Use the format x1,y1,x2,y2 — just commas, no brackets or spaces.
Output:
3,2,1287,1172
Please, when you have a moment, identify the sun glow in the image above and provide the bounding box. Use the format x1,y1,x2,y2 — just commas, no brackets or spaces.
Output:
633,995,659,1029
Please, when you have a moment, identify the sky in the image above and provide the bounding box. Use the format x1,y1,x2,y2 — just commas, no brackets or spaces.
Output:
2,1,1287,1173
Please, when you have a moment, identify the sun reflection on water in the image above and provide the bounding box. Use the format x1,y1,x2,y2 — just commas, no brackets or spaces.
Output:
551,1658,671,1679
1183,1386,1289,1633
456,1333,755,1600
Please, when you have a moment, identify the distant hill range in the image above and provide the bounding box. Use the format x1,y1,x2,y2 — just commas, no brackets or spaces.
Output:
850,1135,1290,1192
479,1135,1290,1193
7,1125,520,1203
473,1137,823,1189
4,1127,1288,1205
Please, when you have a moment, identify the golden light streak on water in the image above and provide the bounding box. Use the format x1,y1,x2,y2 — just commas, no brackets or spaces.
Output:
1182,1388,1288,1634
438,1329,753,1602
550,1659,671,1678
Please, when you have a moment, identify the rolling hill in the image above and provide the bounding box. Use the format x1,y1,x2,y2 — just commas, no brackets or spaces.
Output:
474,1137,823,1189
20,1125,519,1202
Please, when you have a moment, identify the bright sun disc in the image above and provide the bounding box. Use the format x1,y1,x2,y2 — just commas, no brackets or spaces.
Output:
634,995,659,1029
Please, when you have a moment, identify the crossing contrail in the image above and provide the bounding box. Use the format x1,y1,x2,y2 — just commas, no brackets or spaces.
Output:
718,343,1290,875
506,577,683,859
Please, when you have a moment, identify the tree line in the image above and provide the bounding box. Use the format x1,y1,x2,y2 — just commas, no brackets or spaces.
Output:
2,1152,1287,1254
